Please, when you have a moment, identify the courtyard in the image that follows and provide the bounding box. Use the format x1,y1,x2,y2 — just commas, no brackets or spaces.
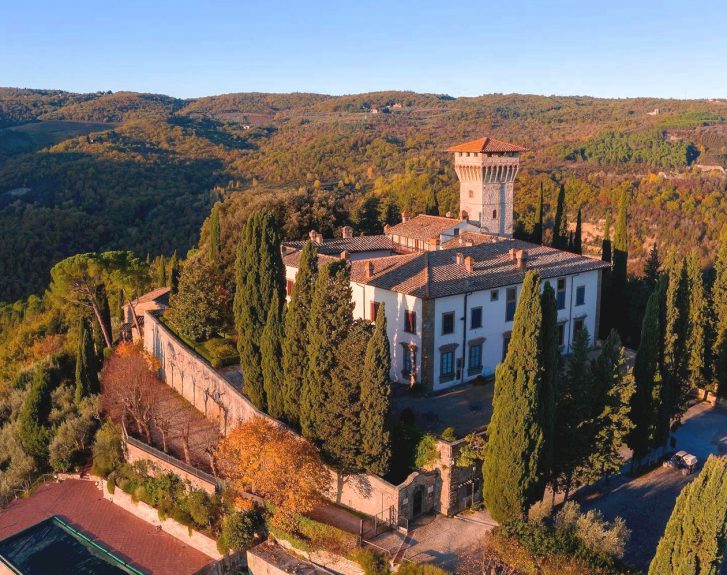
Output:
578,401,727,572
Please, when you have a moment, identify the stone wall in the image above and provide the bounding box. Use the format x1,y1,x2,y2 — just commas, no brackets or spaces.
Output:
99,478,222,560
125,437,219,495
143,311,453,523
435,435,483,516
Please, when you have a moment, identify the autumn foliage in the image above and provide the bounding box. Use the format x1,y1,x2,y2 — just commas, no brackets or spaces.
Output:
217,417,330,526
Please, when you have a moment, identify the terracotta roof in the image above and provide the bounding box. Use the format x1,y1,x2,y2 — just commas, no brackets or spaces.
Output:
286,240,609,299
440,231,506,249
447,136,527,153
283,235,394,255
130,286,171,306
385,214,464,241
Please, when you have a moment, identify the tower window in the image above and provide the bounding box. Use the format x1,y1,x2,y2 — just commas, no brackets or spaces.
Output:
468,190,474,198
492,210,497,219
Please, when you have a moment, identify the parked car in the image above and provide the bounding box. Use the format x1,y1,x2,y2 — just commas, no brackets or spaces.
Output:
662,450,698,475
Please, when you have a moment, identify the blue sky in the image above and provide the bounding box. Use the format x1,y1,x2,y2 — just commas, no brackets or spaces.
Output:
1,0,725,99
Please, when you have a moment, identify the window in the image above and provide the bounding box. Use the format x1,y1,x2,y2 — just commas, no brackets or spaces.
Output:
442,311,455,335
404,311,417,334
502,333,512,361
492,209,497,219
557,323,566,348
469,342,483,371
470,307,483,329
401,343,417,377
468,190,474,198
286,279,295,297
576,285,585,306
574,317,586,335
506,287,517,322
441,350,455,379
369,301,380,321
490,289,499,302
453,227,460,237
557,278,566,310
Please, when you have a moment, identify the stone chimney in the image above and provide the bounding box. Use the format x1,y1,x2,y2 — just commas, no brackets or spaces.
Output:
316,232,324,244
383,224,391,233
464,256,474,273
341,226,354,239
455,252,464,265
340,250,350,260
309,230,319,244
401,211,409,223
516,249,528,270
508,247,517,262
365,261,374,278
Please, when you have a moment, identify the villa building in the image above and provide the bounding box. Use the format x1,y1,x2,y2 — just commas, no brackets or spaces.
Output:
283,137,609,393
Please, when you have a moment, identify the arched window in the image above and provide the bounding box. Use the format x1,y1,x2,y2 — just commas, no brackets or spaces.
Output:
468,190,474,198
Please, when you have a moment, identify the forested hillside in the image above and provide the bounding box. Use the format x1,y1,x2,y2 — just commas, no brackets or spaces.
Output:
2,87,727,302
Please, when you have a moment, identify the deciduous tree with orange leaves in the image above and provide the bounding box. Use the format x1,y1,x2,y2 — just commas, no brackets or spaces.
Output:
217,417,330,528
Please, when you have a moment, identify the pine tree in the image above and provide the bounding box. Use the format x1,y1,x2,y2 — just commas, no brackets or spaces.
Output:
234,210,285,412
539,282,559,491
75,318,99,403
531,183,544,245
209,202,221,264
301,259,353,442
628,289,661,464
663,258,690,426
572,208,583,254
612,190,629,338
261,290,285,420
601,212,612,263
645,244,661,289
553,327,592,499
552,184,568,250
714,235,727,398
649,455,727,575
483,271,545,522
686,253,707,392
282,241,318,427
359,304,392,476
580,330,633,484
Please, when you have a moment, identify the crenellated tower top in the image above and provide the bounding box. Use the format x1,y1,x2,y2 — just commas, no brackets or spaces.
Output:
447,137,527,237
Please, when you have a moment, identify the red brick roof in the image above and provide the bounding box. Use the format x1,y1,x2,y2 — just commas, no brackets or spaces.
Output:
130,287,171,306
447,137,527,153
0,480,211,575
385,214,464,241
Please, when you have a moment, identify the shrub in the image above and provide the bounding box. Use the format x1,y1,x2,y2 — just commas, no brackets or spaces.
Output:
351,548,390,575
554,501,630,559
91,421,123,477
217,510,267,555
106,475,115,494
396,562,449,575
414,434,439,469
440,427,457,441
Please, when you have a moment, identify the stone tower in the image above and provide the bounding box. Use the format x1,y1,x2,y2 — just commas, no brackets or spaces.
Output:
447,137,526,237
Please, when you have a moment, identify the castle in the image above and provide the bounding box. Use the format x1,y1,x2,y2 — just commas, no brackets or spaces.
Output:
283,137,608,392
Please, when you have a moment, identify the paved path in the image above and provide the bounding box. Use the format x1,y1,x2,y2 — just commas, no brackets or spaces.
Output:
579,402,727,571
0,479,212,575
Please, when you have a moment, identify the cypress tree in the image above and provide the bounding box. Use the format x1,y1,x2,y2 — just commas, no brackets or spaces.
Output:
209,202,221,264
157,255,167,287
552,184,568,250
360,304,392,476
645,243,661,289
649,455,727,575
75,318,99,403
168,251,180,294
601,211,612,263
663,258,690,426
539,282,559,491
425,188,439,216
234,210,285,412
261,290,285,420
628,289,661,464
612,190,629,338
117,288,125,323
282,241,318,427
714,235,727,398
572,208,583,254
686,253,707,392
483,271,545,522
301,259,353,442
553,327,592,499
93,284,112,360
531,183,544,245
